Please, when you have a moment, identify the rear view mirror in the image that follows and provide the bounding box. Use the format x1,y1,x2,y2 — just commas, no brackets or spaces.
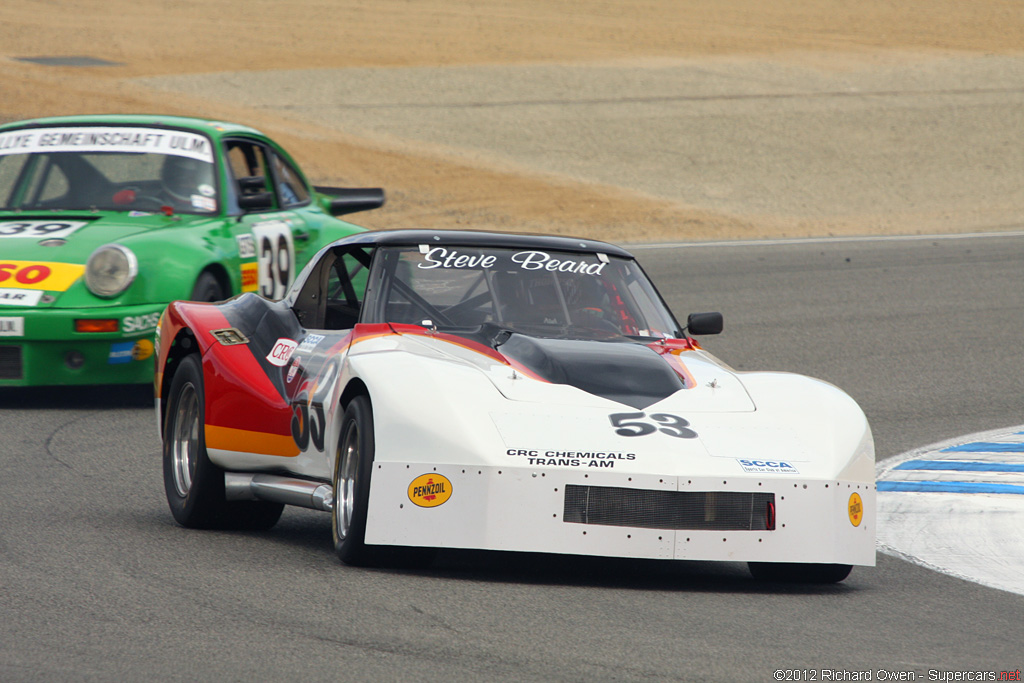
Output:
686,312,723,336
238,192,274,211
315,186,386,217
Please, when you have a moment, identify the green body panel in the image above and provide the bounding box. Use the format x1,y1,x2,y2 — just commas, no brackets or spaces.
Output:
0,115,373,386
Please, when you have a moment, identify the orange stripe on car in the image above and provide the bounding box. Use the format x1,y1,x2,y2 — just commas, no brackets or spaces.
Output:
205,424,300,457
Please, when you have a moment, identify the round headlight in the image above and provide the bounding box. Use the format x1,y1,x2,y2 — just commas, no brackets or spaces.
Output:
85,244,138,298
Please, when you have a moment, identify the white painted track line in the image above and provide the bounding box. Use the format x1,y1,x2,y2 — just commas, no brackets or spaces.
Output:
877,425,1024,596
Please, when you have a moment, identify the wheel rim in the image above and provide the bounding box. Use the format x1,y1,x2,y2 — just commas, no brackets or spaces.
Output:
171,382,200,497
334,420,359,541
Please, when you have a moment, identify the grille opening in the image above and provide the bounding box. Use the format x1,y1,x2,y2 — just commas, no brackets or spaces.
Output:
563,484,775,531
0,346,23,380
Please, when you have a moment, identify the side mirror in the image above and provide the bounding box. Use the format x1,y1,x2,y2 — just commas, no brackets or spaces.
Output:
686,312,723,336
315,186,386,217
238,192,274,211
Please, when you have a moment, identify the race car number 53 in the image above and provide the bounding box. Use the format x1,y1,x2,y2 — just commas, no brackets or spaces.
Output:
609,412,697,438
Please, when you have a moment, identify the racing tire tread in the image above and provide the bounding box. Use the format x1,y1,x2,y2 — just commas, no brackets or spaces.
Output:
162,353,284,530
190,271,226,302
332,395,435,568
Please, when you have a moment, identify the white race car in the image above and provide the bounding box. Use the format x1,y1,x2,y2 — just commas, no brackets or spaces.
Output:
156,229,875,582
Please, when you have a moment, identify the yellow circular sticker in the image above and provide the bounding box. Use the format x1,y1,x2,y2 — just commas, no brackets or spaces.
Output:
132,338,154,361
848,492,863,527
408,474,453,508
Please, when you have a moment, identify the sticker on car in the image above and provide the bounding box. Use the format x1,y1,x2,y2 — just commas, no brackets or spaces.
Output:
0,288,42,306
0,316,24,336
0,127,214,163
0,261,85,292
108,341,135,364
240,262,259,293
122,312,161,335
736,459,800,474
408,474,453,508
236,234,256,259
848,493,863,527
251,221,295,300
0,220,88,239
266,338,298,366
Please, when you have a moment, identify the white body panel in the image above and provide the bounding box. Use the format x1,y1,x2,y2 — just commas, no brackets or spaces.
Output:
366,465,874,565
343,333,876,565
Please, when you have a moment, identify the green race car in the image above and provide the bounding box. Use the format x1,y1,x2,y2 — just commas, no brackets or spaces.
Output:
0,114,383,386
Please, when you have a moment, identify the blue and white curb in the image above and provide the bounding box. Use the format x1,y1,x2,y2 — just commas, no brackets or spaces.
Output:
876,425,1024,596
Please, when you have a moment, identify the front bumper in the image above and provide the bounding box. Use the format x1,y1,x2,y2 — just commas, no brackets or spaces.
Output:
0,304,163,386
366,464,876,566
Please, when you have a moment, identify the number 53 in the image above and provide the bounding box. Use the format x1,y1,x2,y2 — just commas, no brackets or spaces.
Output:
608,412,697,439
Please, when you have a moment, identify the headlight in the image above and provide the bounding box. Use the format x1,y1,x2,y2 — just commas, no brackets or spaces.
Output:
85,244,138,298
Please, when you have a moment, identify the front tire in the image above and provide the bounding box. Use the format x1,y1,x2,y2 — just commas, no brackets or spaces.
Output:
162,354,283,530
332,395,376,565
748,562,853,584
190,271,226,302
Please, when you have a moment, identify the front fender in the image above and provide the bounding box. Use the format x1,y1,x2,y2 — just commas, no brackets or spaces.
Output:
345,346,512,468
732,371,874,481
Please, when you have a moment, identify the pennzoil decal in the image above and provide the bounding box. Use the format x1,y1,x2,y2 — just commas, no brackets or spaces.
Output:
848,493,864,527
408,474,453,508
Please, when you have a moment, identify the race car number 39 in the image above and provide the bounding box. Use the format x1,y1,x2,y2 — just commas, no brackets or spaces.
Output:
0,220,87,239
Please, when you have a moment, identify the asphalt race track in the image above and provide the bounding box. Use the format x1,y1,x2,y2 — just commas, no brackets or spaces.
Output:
2,232,1022,681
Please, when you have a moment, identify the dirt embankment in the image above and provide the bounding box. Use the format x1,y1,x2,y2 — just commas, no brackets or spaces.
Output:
2,1,1021,242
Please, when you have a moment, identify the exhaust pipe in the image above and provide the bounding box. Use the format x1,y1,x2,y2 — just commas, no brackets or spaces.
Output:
224,472,333,512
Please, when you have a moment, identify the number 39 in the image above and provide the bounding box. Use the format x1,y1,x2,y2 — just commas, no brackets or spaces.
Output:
608,412,697,439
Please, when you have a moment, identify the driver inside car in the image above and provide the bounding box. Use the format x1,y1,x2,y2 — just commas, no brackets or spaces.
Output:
158,155,216,212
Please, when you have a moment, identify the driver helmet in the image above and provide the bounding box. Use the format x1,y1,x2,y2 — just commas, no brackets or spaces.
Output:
160,155,213,203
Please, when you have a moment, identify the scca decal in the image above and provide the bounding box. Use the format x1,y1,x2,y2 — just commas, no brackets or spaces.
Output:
736,459,799,474
408,474,452,508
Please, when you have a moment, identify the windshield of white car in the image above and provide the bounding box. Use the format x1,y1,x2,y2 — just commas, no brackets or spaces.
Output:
0,127,217,214
375,245,682,339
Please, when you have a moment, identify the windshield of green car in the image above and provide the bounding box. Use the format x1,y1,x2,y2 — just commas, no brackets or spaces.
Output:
374,245,682,339
0,126,218,215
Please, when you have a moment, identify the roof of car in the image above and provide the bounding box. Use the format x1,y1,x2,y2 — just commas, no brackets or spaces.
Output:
0,114,264,139
331,229,635,258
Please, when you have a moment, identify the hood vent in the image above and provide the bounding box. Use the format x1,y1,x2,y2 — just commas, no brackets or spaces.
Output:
497,333,684,410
